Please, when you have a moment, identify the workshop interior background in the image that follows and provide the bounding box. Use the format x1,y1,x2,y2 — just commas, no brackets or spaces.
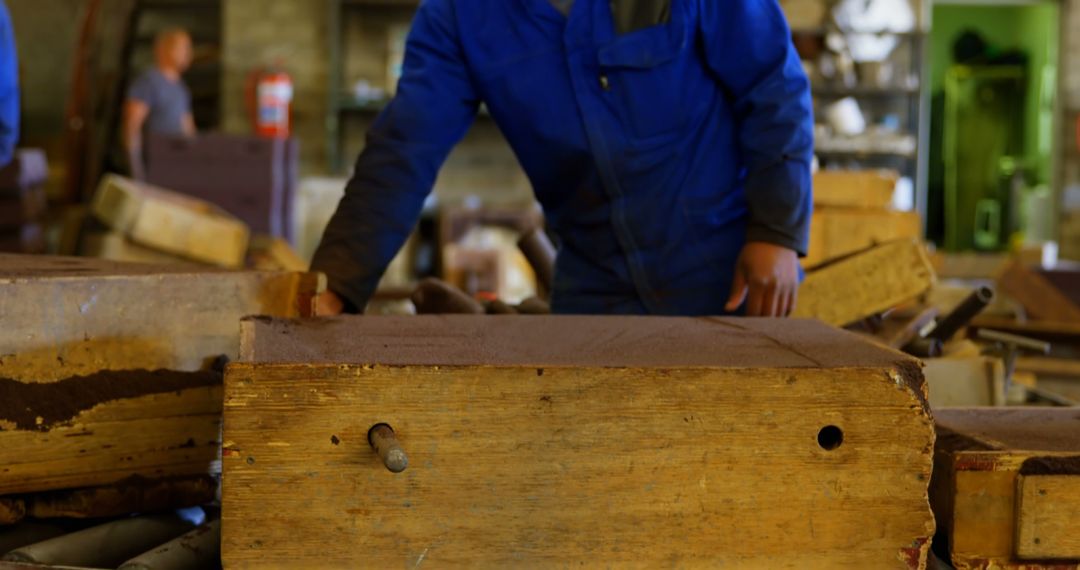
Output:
3,0,1080,568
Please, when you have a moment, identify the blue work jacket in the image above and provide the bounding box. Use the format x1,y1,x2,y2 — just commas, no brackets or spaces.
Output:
313,0,814,315
0,0,18,167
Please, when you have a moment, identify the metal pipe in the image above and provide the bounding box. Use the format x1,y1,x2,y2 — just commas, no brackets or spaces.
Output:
118,519,220,570
927,286,995,342
3,514,192,568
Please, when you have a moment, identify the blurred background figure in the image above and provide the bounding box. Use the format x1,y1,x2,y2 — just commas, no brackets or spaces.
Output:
0,0,18,167
123,27,193,180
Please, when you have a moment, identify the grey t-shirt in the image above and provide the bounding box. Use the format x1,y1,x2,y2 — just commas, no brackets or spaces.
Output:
127,68,191,136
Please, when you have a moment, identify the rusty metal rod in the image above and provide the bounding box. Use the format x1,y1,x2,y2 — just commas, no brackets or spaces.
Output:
369,424,408,474
411,278,484,315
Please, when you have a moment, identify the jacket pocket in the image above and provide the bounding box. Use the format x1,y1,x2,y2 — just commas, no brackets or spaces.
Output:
597,22,691,140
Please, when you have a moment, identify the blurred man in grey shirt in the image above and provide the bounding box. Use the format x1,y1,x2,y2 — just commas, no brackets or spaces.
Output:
123,28,194,179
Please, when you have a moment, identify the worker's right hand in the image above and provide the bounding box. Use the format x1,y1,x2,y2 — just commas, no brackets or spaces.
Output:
316,290,346,317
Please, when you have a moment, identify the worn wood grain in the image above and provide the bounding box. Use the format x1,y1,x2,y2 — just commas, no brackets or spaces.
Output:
794,239,936,327
0,387,222,496
1016,475,1080,559
223,316,935,569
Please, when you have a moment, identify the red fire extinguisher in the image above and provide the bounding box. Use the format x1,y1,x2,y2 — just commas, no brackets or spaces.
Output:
246,65,293,138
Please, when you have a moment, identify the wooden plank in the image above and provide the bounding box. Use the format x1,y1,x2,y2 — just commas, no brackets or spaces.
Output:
223,316,935,569
794,239,936,327
806,208,922,268
813,169,898,209
80,231,194,265
91,175,249,268
998,261,1080,323
1016,357,1080,378
0,254,318,382
1016,475,1080,559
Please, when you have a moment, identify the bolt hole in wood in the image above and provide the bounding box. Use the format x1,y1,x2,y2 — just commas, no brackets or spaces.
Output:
817,425,844,451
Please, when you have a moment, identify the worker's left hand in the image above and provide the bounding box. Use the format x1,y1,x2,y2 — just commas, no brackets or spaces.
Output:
724,242,800,317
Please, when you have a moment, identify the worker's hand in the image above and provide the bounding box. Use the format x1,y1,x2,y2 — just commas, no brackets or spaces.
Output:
315,290,346,317
725,242,800,317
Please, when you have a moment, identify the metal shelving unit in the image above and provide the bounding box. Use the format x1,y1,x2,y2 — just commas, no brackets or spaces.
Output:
326,0,420,173
797,28,931,220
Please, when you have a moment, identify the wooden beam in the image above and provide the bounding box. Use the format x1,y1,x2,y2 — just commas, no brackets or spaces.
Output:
794,239,936,327
0,254,320,382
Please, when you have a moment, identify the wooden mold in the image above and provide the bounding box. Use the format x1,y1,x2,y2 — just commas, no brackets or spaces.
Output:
224,316,936,569
931,408,1080,569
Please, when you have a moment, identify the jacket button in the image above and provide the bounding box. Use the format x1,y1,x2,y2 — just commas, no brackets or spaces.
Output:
599,74,611,91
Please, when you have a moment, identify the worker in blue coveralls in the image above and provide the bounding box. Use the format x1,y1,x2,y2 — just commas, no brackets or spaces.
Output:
313,0,813,317
0,0,19,167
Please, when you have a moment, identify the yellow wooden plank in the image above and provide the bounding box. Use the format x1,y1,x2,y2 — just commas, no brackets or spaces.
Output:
223,363,935,569
794,239,936,327
1016,475,1080,559
806,208,922,268
812,170,898,209
90,175,250,268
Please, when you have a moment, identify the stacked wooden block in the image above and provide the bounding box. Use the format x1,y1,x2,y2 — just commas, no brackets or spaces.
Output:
808,170,922,268
0,150,48,254
0,254,322,524
224,315,936,568
88,175,250,268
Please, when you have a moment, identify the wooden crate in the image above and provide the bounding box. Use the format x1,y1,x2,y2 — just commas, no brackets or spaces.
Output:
0,254,322,499
224,316,936,568
931,408,1080,569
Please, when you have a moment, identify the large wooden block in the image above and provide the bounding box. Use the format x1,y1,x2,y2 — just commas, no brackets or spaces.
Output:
91,175,249,268
930,408,1080,569
794,239,937,327
0,254,322,383
224,316,936,569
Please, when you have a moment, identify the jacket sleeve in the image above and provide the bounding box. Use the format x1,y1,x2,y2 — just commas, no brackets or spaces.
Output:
311,0,479,310
0,0,19,167
698,0,814,256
